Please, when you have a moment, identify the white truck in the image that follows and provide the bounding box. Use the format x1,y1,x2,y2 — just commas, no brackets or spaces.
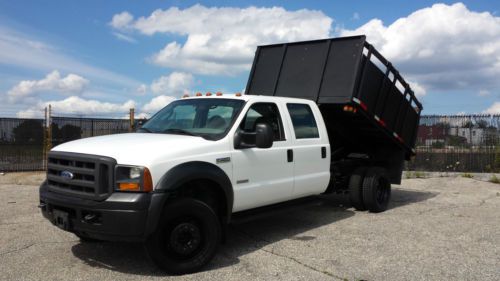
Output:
39,36,422,274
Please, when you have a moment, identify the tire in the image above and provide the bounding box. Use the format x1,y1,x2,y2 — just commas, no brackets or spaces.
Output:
75,233,101,243
349,167,367,211
145,198,221,275
362,167,391,213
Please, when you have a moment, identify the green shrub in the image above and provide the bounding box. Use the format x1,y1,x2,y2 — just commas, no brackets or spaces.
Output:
489,174,500,184
461,173,473,178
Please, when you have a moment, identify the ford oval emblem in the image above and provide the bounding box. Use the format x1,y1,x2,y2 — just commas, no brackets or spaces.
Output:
60,170,74,180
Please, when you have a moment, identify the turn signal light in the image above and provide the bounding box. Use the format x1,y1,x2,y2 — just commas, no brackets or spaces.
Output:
143,168,153,192
118,182,140,191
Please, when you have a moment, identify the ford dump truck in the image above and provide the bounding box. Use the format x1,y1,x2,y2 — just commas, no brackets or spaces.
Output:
39,35,422,274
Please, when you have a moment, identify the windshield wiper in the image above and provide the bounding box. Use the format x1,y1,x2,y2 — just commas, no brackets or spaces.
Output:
162,128,197,137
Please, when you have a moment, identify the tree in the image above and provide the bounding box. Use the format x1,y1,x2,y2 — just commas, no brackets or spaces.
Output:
52,124,82,145
446,135,467,147
462,120,473,128
12,120,44,144
476,120,488,129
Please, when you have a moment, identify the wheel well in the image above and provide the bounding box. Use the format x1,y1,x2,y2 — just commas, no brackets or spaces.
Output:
171,179,228,221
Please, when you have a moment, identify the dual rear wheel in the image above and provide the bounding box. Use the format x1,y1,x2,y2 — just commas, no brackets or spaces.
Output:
349,166,391,213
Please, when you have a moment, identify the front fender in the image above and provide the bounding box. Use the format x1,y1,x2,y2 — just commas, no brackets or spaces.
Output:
145,161,233,235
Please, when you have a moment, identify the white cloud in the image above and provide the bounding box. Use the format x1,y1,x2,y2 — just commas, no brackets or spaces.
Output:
110,11,134,29
0,26,141,88
111,5,332,75
140,95,176,114
150,72,193,96
136,84,147,95
17,96,135,118
409,81,427,97
478,90,490,97
483,102,500,114
340,3,500,92
112,32,137,43
7,70,88,102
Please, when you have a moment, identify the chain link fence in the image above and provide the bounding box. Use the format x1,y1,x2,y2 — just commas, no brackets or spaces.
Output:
407,115,500,172
0,116,136,172
0,118,46,171
0,114,499,173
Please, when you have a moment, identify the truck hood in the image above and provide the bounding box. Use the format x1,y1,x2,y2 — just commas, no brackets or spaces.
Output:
51,133,218,166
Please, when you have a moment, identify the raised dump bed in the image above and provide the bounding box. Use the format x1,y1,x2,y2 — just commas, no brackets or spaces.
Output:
245,35,423,161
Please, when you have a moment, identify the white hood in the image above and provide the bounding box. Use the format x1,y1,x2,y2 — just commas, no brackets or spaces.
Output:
51,133,219,166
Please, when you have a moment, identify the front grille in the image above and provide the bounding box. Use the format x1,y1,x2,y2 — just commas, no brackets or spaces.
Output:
47,151,116,201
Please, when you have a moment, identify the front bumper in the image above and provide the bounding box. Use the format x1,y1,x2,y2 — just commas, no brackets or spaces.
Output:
39,181,168,242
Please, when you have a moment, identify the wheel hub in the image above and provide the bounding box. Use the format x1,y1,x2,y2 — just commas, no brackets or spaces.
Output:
169,222,202,256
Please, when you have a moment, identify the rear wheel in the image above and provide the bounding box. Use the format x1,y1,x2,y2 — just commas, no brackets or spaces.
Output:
145,198,221,275
75,233,101,243
362,167,391,213
349,167,367,211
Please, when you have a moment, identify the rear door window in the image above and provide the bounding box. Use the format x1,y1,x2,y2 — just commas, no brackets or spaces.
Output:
286,103,319,139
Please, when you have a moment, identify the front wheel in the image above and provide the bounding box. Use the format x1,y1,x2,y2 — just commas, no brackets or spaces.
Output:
145,198,221,275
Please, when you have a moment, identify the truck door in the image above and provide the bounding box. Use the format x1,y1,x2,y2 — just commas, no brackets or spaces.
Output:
285,103,330,198
231,102,294,212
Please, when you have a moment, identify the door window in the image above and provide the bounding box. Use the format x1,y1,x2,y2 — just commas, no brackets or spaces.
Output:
239,103,285,141
286,103,319,139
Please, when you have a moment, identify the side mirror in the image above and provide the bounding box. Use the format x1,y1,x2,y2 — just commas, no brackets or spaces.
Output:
234,122,274,149
255,123,273,148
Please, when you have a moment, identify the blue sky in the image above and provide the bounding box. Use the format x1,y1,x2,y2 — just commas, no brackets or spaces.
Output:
0,1,499,117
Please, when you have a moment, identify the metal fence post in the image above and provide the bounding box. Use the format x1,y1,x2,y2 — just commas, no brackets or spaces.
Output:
129,108,135,132
47,104,52,152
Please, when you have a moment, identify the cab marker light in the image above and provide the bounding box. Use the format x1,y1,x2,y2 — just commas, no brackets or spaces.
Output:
196,92,203,96
206,92,212,96
216,92,223,96
235,92,242,97
182,94,189,98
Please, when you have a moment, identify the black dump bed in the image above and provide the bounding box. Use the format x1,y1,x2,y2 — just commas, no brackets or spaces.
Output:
246,35,422,160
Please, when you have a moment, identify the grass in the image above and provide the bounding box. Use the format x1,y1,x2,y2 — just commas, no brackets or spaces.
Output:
406,171,427,179
461,173,474,178
489,174,500,184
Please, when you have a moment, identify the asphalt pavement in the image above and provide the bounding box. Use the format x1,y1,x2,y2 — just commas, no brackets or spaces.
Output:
0,172,499,280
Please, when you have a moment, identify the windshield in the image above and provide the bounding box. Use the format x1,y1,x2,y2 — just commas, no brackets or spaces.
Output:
139,98,245,140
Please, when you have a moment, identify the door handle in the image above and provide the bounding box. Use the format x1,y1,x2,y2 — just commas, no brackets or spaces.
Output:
321,147,327,158
287,149,293,162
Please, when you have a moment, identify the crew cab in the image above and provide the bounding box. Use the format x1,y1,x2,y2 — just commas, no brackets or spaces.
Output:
40,36,422,274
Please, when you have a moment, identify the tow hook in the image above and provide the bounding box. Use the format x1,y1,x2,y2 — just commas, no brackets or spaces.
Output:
83,213,99,224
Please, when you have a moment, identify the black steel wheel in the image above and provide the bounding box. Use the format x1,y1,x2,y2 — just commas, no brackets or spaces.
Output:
349,167,367,211
145,198,221,275
362,167,391,213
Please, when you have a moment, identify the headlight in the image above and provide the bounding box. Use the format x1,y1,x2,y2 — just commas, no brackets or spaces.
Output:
129,166,142,179
115,165,153,192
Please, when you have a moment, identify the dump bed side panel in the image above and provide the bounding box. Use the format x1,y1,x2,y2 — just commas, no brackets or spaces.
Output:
246,36,422,158
246,36,365,103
